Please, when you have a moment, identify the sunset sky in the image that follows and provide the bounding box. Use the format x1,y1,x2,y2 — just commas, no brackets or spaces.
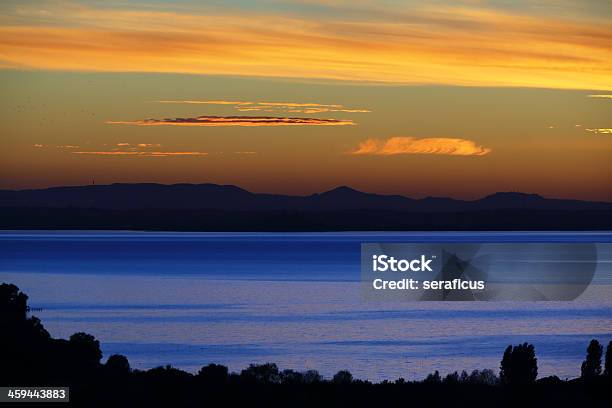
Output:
1,0,611,200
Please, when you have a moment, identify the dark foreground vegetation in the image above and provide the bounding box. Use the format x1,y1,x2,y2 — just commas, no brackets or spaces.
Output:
1,282,611,407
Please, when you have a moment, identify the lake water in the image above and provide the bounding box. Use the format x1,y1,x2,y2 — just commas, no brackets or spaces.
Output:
1,231,611,381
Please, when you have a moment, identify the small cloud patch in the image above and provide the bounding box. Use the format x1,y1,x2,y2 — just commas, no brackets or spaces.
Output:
351,137,491,156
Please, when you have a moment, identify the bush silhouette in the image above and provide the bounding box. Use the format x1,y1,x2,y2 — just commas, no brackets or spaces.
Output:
537,375,562,385
500,343,538,385
581,339,603,379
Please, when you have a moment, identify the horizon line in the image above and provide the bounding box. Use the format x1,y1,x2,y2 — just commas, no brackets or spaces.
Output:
1,182,610,204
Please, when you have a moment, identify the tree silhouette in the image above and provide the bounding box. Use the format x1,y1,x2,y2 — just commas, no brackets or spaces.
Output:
468,369,499,385
500,343,538,385
1,283,52,384
302,369,323,384
443,371,460,384
332,370,353,384
69,332,102,372
1,283,28,322
0,283,50,342
581,339,603,379
106,354,130,374
240,363,280,384
197,363,228,385
604,341,612,377
424,370,441,384
280,369,305,384
3,281,612,406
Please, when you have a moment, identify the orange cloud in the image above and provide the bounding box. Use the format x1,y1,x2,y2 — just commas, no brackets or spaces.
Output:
106,116,354,126
0,4,610,89
157,100,370,114
588,95,612,99
585,128,612,134
158,100,340,108
351,137,492,156
72,151,208,157
115,142,161,148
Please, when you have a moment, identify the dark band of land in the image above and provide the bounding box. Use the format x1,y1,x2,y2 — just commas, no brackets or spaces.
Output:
1,184,612,231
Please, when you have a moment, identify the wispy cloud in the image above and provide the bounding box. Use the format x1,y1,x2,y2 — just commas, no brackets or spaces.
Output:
107,116,354,126
588,95,612,99
351,137,492,156
38,142,254,157
115,142,161,148
1,3,610,89
157,100,370,114
72,151,208,157
33,144,79,149
158,100,341,107
585,128,612,134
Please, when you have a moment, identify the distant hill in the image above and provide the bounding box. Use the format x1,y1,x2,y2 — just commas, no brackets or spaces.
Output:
1,183,610,212
1,183,611,230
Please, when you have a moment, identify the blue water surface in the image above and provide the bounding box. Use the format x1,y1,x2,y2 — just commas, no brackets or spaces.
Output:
1,231,611,381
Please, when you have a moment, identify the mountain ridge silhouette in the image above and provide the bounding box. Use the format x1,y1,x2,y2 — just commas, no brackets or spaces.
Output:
1,183,610,212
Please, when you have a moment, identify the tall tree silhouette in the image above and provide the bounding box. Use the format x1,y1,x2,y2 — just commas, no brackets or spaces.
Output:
0,283,51,384
581,339,603,379
500,343,538,385
605,341,612,377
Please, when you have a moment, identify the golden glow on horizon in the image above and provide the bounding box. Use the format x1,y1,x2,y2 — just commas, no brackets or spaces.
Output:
1,2,611,201
0,4,611,90
352,137,492,156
